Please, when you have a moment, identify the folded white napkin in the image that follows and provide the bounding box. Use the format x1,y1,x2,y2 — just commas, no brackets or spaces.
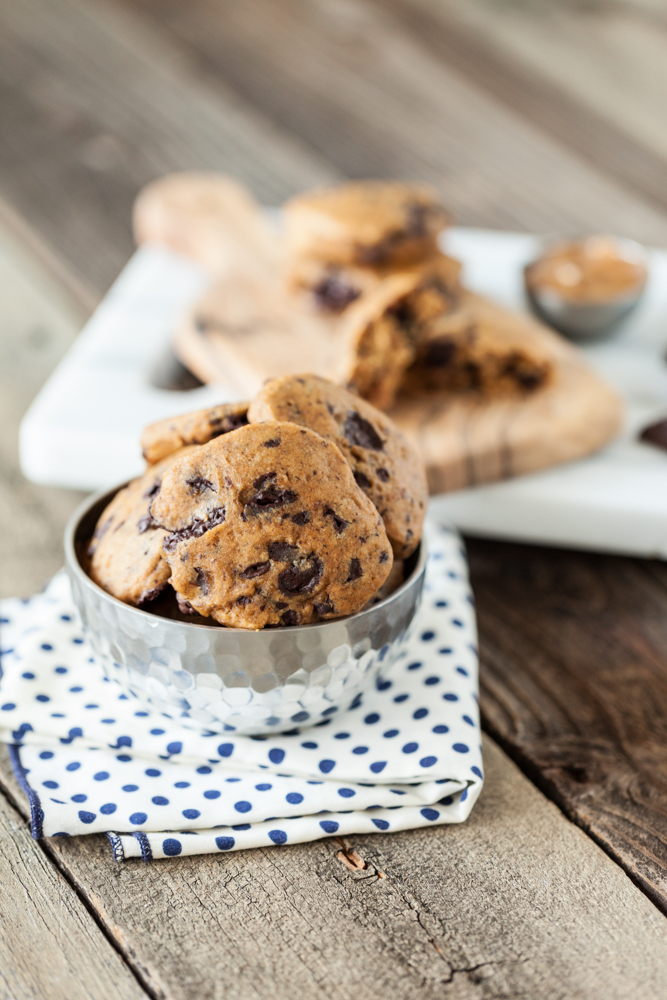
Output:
0,522,483,860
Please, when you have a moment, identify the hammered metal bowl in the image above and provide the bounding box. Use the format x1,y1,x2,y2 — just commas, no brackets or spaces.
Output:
64,487,426,735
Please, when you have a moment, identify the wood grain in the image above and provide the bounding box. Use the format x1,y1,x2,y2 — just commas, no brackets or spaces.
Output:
469,538,667,912
0,766,148,1000
4,736,667,1000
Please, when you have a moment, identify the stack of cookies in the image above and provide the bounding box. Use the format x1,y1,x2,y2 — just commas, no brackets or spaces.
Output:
88,375,427,630
282,181,552,410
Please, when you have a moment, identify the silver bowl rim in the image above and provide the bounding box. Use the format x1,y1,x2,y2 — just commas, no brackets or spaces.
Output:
64,484,427,635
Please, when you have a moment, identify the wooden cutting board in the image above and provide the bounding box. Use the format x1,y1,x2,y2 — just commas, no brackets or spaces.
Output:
135,173,623,494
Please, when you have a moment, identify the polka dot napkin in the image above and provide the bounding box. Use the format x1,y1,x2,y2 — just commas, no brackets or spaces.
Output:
0,521,483,860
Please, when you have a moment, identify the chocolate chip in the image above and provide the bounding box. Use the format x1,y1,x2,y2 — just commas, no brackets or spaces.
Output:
313,273,361,312
143,480,161,500
245,485,297,516
241,561,271,579
138,583,168,606
323,506,349,534
209,411,248,436
253,472,277,489
280,609,298,626
268,541,300,562
379,551,389,563
278,557,323,596
137,514,157,534
162,507,226,551
424,338,456,368
275,601,288,609
346,558,363,582
377,468,390,482
291,511,310,525
187,476,215,494
194,568,209,595
354,470,372,489
314,601,334,617
343,411,384,451
358,536,367,544
640,418,667,451
263,438,281,448
176,594,197,615
236,596,252,606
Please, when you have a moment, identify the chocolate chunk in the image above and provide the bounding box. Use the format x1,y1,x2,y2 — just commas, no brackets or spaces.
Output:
137,514,157,534
245,485,298,517
314,600,334,617
291,511,310,525
278,557,323,596
343,411,384,451
346,558,363,582
280,609,298,626
354,470,372,490
263,438,281,448
241,561,271,579
187,476,215,494
176,594,197,615
424,338,456,368
376,468,390,482
640,418,667,451
209,412,248,436
515,370,544,391
236,596,252,606
379,551,389,563
313,273,361,312
143,480,161,500
162,507,226,551
268,541,300,562
253,472,277,489
194,568,209,595
275,601,288,609
138,583,168,606
323,506,349,534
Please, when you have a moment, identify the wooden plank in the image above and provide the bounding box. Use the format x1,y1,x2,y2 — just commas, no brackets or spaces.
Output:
4,735,667,1000
0,772,148,1000
469,537,667,913
0,0,335,296
118,0,667,245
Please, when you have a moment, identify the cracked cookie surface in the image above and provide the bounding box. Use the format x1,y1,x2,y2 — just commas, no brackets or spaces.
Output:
248,375,427,559
141,401,249,464
88,447,196,606
149,422,393,628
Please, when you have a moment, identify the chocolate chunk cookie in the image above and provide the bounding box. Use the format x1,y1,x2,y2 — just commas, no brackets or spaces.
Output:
149,422,393,628
88,447,197,606
284,181,451,270
141,401,249,464
248,375,427,558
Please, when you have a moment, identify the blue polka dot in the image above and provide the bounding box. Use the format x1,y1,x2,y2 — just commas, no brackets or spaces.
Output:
439,795,454,806
85,704,99,710
453,743,469,754
455,666,468,676
364,713,380,724
145,768,161,777
100,718,115,724
421,631,435,641
268,748,285,764
78,810,96,824
116,754,132,763
152,796,169,806
268,829,287,845
460,788,469,802
435,600,448,608
183,809,200,820
451,619,463,627
413,708,428,719
150,728,165,735
174,781,190,788
338,788,356,798
320,820,339,833
371,818,389,830
471,766,483,779
68,687,83,694
383,729,399,738
130,812,148,825
22,673,35,680
334,731,350,740
60,614,71,621
122,785,138,792
352,746,369,755
39,750,54,759
71,794,87,803
255,783,272,791
43,780,58,789
291,711,310,723
322,705,338,716
166,741,182,755
65,762,81,771
41,643,53,651
234,800,252,813
54,666,67,674
100,803,117,815
114,735,133,748
393,693,409,703
217,743,234,758
370,761,386,773
72,638,84,645
463,715,475,727
424,676,440,686
216,836,235,851
35,694,50,703
443,693,458,702
421,808,440,821
135,711,149,717
232,823,251,831
407,661,422,671
204,790,221,799
93,771,110,782
439,647,453,655
301,741,317,749
402,742,418,754
319,759,335,773
376,679,392,691
286,792,303,804
432,725,449,734
163,838,182,856
420,756,437,767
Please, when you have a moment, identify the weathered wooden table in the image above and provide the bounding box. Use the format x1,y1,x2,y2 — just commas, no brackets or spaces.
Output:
3,1,667,997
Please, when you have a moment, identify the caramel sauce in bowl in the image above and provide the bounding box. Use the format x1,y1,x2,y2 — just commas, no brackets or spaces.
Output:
524,235,648,340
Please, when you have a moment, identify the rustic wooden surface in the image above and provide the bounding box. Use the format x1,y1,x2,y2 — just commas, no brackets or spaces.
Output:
3,0,667,995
